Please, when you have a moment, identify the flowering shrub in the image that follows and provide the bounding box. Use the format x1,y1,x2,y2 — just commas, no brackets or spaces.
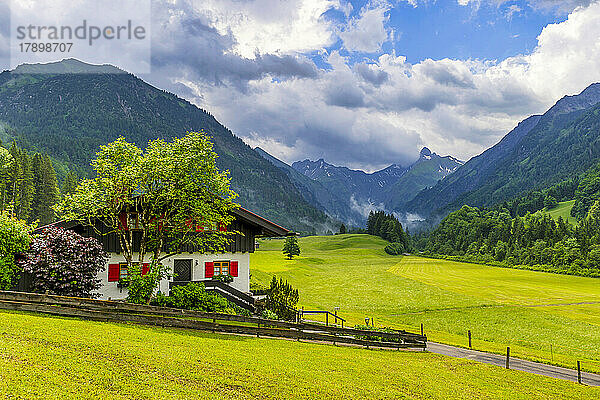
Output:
21,227,107,297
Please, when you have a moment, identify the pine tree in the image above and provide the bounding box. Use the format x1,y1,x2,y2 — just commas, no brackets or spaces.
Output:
6,143,34,220
62,170,78,196
339,223,346,234
0,146,13,210
31,154,60,225
282,235,301,259
367,211,375,234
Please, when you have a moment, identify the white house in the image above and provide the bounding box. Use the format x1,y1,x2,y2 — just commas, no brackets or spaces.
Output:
38,207,290,307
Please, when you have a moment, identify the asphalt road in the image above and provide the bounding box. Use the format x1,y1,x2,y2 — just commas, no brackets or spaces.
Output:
428,342,600,387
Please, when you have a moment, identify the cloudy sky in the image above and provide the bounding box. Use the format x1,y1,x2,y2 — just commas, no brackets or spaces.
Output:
2,0,600,171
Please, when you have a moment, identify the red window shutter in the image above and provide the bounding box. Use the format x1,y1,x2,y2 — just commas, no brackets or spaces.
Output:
108,264,120,282
142,263,150,276
205,262,214,278
230,261,238,277
118,213,128,231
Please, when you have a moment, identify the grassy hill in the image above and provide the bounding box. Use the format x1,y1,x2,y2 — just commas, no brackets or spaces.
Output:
546,200,577,224
0,310,597,399
251,234,600,374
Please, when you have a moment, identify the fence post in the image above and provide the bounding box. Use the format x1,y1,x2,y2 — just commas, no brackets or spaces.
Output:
506,347,510,369
468,330,472,348
550,344,553,362
577,361,581,384
326,312,329,326
420,323,424,336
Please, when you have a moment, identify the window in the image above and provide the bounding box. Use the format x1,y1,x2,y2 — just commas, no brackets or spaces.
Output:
213,261,229,276
108,262,149,282
119,263,128,279
118,263,148,279
127,213,140,230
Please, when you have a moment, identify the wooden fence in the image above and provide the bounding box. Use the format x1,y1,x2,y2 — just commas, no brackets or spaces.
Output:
0,291,427,350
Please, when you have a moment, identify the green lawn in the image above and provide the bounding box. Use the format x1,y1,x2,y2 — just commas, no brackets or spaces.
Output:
252,234,600,373
546,200,577,224
0,310,597,399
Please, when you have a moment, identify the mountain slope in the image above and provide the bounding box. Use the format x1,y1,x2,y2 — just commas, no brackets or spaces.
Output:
255,148,365,226
407,83,600,219
0,59,330,232
382,147,463,210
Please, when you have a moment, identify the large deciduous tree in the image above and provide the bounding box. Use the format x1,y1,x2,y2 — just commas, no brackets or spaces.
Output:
55,131,238,297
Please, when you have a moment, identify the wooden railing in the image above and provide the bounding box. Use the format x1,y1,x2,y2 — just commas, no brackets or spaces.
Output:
0,291,427,349
299,309,346,327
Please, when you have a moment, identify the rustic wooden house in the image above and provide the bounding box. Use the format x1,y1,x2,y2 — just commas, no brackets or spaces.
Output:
37,207,289,306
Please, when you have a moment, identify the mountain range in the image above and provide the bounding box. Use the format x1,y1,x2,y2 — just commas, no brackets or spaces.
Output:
0,59,463,230
257,147,462,226
5,59,600,232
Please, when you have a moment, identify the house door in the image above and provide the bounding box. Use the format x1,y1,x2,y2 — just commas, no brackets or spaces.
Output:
173,259,192,281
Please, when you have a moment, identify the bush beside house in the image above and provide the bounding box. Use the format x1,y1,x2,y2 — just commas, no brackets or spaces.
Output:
20,227,107,297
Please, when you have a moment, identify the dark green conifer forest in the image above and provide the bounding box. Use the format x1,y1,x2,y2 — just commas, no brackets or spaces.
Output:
366,211,411,252
0,141,65,225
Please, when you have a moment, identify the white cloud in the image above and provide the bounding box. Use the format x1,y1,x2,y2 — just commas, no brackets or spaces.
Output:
174,1,600,171
197,0,342,57
505,4,522,20
339,2,391,52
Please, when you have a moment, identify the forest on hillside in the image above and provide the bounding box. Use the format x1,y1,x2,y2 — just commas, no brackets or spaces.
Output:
418,203,600,277
0,141,74,225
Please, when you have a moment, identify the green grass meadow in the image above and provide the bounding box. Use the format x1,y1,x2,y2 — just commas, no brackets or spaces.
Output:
0,310,597,399
252,234,600,374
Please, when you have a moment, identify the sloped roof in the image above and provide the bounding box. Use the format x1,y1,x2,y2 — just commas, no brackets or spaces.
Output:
231,206,291,237
36,206,291,237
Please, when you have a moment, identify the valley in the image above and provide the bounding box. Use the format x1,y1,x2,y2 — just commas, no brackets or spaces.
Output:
3,1,600,398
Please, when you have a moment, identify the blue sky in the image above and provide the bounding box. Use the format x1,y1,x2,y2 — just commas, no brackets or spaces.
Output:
2,0,599,171
325,1,566,64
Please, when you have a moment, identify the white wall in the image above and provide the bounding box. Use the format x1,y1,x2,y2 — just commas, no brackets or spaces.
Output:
96,252,251,300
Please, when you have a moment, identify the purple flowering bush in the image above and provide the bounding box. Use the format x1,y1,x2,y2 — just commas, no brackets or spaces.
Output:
21,227,108,297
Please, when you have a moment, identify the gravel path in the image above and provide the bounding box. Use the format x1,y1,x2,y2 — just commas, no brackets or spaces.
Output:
428,342,600,387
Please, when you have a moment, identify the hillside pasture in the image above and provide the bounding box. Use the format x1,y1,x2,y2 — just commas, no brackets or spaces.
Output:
251,235,600,374
546,200,577,224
